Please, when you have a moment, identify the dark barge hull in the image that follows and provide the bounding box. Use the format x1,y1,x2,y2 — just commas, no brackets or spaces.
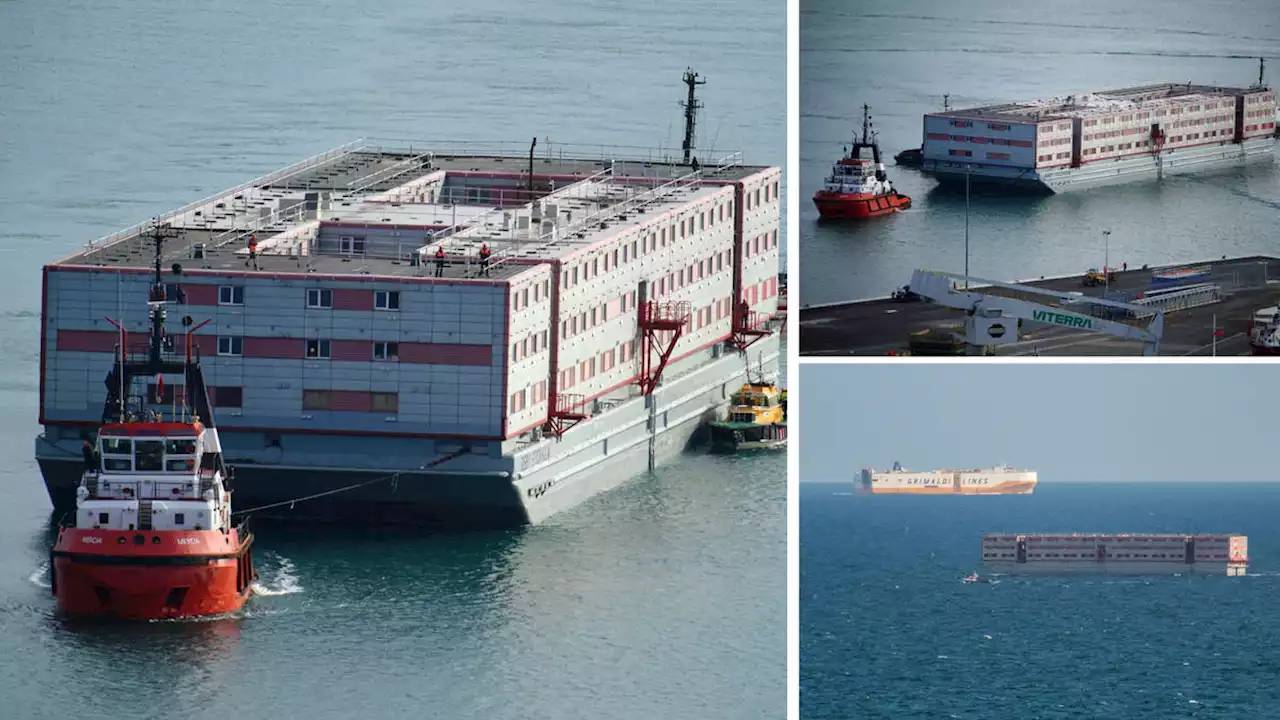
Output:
38,456,529,530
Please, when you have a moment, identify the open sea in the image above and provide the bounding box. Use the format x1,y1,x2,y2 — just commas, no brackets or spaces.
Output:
799,0,1280,305
800,481,1280,719
0,0,785,717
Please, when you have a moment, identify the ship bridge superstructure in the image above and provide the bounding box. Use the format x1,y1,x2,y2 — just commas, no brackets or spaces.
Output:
78,420,230,533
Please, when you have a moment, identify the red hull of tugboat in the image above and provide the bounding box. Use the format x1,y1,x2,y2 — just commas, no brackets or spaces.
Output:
51,528,255,620
1250,344,1280,356
813,190,911,219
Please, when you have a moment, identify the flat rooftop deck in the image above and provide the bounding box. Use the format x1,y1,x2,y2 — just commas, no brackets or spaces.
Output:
54,141,768,281
941,83,1259,123
799,256,1280,357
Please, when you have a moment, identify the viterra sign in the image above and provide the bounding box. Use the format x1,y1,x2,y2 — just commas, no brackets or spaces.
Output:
1031,310,1094,329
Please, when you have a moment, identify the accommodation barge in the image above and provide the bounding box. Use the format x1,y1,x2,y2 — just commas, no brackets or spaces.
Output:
982,533,1248,575
36,140,783,527
921,82,1276,193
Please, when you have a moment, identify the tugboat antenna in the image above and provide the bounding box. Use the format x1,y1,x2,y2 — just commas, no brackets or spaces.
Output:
680,68,706,164
1260,57,1267,88
143,220,180,368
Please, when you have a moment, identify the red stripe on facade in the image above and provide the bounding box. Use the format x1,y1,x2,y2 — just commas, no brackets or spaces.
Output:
47,418,503,441
181,283,220,306
174,334,215,358
320,221,450,232
330,339,371,362
399,342,490,366
243,337,305,359
51,330,491,366
332,289,374,312
49,264,503,288
328,390,372,412
56,329,123,353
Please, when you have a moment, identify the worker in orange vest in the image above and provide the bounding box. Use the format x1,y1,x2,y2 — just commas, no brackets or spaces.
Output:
246,234,259,270
479,243,491,277
434,245,446,277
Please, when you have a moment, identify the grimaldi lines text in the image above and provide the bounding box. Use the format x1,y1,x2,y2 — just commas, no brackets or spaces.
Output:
36,140,783,527
858,463,1036,495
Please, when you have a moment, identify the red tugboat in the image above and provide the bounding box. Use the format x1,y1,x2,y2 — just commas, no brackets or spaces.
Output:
813,104,912,219
50,223,256,620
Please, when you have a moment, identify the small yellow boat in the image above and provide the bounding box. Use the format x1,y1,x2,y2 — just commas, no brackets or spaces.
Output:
708,373,787,453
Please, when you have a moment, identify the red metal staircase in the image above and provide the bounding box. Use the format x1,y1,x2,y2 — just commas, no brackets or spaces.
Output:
730,305,770,352
545,393,587,437
637,301,691,395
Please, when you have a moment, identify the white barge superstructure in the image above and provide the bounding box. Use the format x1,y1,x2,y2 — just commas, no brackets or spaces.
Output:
921,81,1276,193
857,462,1036,495
982,533,1249,576
36,139,782,527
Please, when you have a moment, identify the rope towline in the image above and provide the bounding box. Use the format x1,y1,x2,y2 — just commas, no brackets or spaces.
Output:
230,472,402,517
226,445,472,517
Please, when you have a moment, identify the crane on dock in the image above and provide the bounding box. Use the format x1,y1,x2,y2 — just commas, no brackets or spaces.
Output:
906,269,1167,355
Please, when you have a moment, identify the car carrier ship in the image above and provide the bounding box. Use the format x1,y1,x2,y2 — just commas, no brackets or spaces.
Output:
35,81,782,528
981,533,1249,576
857,462,1037,494
919,67,1276,193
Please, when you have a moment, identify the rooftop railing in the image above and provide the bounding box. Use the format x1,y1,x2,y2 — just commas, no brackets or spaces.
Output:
80,139,371,255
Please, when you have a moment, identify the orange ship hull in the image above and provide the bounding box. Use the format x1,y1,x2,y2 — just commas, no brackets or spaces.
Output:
51,528,255,620
813,190,911,219
864,481,1037,495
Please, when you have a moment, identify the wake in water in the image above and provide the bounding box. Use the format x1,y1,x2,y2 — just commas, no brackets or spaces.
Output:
251,553,303,597
28,562,51,589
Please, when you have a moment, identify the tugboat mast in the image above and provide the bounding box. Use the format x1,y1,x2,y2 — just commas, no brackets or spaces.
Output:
141,221,180,368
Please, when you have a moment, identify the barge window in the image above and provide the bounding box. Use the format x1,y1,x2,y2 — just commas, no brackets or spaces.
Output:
175,513,185,526
372,392,398,414
212,386,243,408
102,438,131,455
373,342,398,361
135,441,164,472
339,236,365,255
219,286,244,305
217,336,243,357
303,390,330,411
375,290,400,311
307,289,333,308
306,340,331,359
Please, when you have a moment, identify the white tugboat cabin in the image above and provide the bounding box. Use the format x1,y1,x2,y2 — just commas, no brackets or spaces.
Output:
78,419,231,533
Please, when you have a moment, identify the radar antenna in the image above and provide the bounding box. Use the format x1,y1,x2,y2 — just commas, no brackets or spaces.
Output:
680,68,706,164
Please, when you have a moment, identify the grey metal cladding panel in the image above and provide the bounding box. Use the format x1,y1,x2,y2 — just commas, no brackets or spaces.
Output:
239,360,305,382
331,316,375,335
48,352,108,373
241,391,303,414
368,314,403,334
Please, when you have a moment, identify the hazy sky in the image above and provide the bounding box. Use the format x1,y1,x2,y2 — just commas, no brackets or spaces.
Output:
800,364,1275,483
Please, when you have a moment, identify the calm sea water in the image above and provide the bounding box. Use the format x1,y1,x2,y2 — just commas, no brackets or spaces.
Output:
799,0,1280,305
800,482,1280,719
0,1,785,717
